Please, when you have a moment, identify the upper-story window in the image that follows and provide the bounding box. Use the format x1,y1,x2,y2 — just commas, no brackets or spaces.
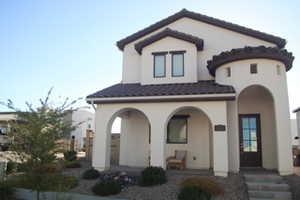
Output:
171,51,185,77
250,63,258,74
153,52,167,78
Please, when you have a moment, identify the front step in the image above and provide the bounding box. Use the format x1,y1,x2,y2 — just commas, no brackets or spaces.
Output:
244,174,284,183
247,182,290,192
244,174,292,200
248,190,292,199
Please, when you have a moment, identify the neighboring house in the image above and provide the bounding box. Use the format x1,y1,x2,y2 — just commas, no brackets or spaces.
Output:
0,112,16,150
86,9,294,177
66,109,95,150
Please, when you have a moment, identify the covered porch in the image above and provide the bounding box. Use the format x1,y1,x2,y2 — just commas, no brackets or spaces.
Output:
92,101,230,177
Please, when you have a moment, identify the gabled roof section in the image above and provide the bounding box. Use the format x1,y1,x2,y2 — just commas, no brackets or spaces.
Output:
117,9,286,50
134,28,204,54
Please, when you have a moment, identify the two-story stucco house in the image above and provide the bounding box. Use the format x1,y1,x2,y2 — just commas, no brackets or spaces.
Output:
86,9,294,177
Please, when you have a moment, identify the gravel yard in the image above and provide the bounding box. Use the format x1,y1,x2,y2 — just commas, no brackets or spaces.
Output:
64,159,248,200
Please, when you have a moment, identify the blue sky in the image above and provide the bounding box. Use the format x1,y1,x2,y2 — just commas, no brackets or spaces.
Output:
0,0,299,118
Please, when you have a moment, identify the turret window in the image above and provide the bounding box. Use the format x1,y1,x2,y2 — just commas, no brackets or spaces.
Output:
226,67,231,77
276,65,281,75
250,64,257,74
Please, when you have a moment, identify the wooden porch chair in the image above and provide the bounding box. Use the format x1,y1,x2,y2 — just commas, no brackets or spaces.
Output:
166,150,187,170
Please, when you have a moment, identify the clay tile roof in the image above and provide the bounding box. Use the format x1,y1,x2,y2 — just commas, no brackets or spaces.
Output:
207,46,294,76
87,80,235,99
134,28,204,54
116,9,286,50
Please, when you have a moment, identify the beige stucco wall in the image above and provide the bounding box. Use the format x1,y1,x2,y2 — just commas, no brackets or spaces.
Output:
122,17,275,83
216,58,293,175
141,37,197,85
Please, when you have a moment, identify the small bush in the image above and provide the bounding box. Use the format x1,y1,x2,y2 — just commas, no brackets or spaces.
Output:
64,160,81,168
82,168,100,180
63,151,77,161
181,177,224,196
178,185,211,200
139,166,167,186
0,181,15,200
92,180,121,196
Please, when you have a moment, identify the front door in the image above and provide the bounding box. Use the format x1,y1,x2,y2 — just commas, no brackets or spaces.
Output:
239,114,262,167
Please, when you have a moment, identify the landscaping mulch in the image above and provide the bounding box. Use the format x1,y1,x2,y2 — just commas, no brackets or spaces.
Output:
65,160,248,200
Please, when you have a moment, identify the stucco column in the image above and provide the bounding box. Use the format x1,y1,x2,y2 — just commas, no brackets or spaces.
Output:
274,98,293,175
92,107,111,171
149,115,167,168
211,103,229,177
227,100,240,172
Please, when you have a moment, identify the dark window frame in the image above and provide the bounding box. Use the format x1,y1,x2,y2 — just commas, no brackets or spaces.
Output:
153,52,167,78
171,51,185,77
250,63,258,74
167,115,189,144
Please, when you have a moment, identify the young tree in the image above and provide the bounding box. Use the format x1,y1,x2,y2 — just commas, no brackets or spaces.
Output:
0,88,81,200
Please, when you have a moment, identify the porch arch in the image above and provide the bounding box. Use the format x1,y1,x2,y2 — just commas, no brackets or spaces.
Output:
238,84,278,170
105,107,151,168
164,106,214,170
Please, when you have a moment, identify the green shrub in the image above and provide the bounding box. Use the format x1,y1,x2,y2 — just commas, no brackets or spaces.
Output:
0,181,15,200
61,176,78,189
139,166,167,186
64,160,81,168
178,185,211,200
63,151,77,161
92,180,121,196
181,177,224,196
82,168,100,180
6,162,17,174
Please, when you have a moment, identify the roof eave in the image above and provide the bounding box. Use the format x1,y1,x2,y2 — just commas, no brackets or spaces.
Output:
86,93,236,104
